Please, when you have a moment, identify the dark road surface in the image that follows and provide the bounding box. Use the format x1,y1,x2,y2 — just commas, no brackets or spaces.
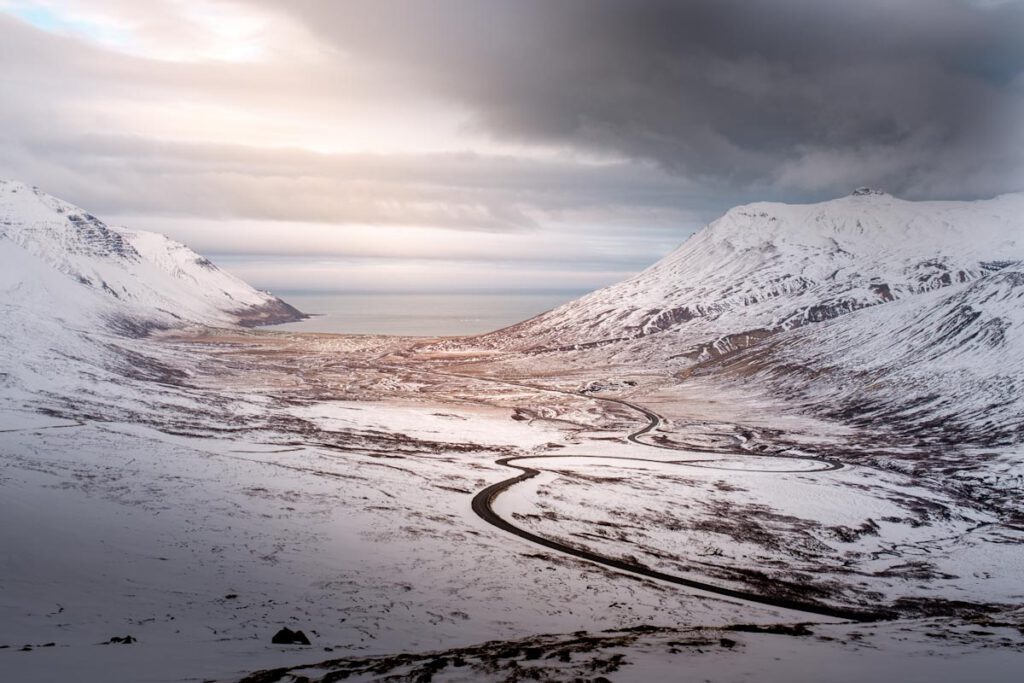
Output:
445,370,878,622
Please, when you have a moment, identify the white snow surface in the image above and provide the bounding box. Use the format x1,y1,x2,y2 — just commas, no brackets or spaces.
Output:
488,190,1024,358
472,189,1024,443
0,178,301,398
721,261,1024,442
0,178,289,331
3,182,1024,681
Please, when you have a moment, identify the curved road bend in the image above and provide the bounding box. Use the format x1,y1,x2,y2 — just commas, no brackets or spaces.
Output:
419,366,842,467
471,454,870,622
387,364,867,620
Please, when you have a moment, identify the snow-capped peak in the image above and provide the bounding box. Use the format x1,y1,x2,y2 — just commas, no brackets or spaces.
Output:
0,179,303,331
484,190,1024,358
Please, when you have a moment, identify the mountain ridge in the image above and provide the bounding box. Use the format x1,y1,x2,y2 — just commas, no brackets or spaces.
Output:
479,190,1024,362
0,179,304,398
0,178,304,332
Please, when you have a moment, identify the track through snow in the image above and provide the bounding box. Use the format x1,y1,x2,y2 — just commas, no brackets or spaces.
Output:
407,367,869,621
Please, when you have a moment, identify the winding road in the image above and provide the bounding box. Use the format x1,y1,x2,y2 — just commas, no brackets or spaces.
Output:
423,368,877,622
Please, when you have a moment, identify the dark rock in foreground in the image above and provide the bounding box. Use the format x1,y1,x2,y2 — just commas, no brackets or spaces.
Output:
271,627,311,645
106,635,136,644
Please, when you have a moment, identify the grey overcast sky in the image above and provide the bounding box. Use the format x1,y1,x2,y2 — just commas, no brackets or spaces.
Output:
1,0,1022,292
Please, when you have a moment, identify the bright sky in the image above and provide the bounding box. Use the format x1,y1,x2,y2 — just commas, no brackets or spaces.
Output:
0,0,1020,292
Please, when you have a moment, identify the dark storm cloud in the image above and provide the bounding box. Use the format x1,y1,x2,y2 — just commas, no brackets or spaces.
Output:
264,0,1024,199
1,0,1021,253
0,12,707,232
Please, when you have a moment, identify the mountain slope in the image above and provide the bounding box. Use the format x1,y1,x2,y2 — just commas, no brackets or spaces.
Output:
0,179,303,331
0,179,303,398
702,262,1024,446
466,189,1024,446
485,189,1024,363
116,227,304,328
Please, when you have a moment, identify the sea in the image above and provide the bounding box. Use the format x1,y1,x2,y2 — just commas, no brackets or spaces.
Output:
264,291,587,337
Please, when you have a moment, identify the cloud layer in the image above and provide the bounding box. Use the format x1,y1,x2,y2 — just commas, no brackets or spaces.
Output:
270,0,1024,198
1,0,1021,291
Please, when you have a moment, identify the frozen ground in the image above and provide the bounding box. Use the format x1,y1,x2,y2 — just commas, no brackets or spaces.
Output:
2,183,1023,681
0,334,792,682
2,329,1023,682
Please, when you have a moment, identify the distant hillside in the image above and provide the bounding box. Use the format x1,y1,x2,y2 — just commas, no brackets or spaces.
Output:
0,179,303,395
0,178,303,333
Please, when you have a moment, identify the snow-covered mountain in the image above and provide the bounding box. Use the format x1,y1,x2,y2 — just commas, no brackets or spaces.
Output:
0,179,303,397
475,188,1024,445
486,189,1024,362
699,261,1024,446
0,179,303,333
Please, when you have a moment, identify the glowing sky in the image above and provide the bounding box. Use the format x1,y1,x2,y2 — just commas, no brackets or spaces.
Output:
1,0,1021,292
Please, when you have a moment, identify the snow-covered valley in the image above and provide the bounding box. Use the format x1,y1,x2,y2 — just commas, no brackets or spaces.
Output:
2,182,1023,682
